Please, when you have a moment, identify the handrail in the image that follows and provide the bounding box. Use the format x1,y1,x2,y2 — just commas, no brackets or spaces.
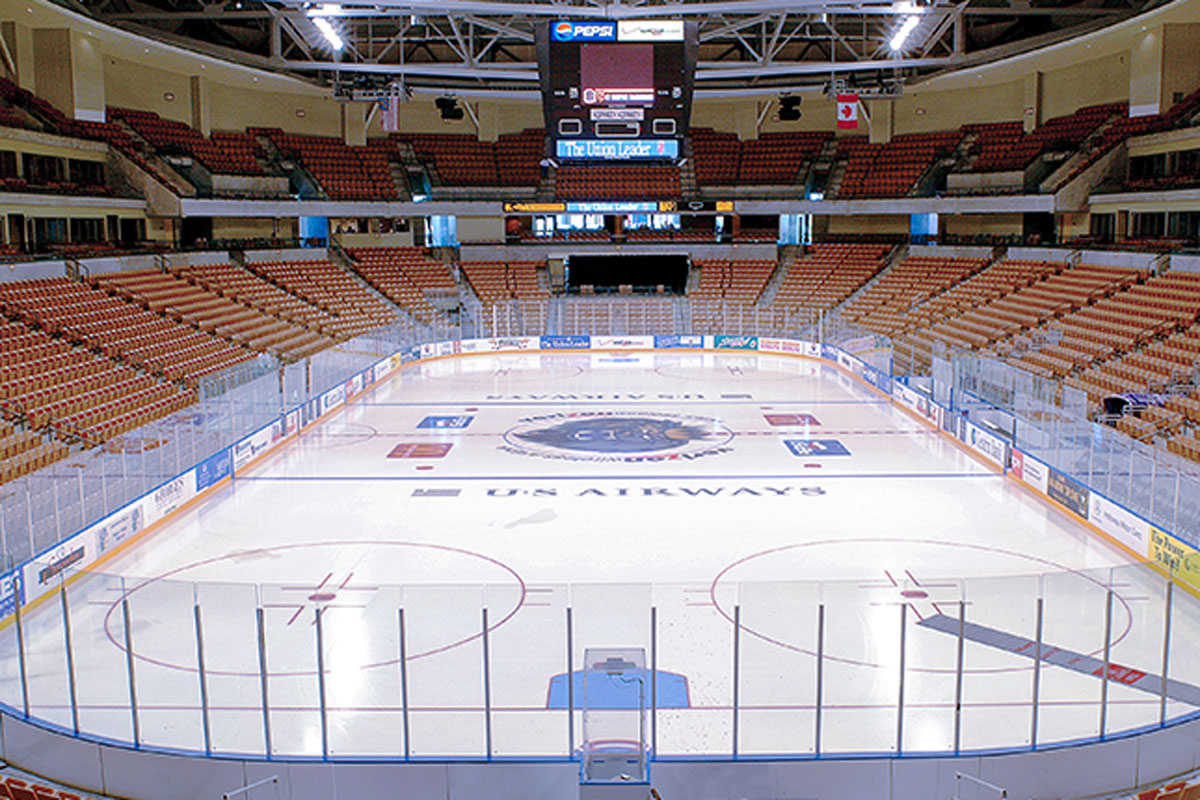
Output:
954,772,1007,799
221,774,279,800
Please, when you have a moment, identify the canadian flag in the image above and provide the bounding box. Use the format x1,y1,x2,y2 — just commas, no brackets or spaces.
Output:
837,93,859,130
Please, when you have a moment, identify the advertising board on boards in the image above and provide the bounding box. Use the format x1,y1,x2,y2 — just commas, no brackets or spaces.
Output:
1047,469,1090,519
1089,493,1150,555
713,335,758,350
653,334,703,349
1011,449,1049,494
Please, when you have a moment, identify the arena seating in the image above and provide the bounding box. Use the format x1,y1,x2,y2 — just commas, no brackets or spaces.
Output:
110,108,265,175
561,297,675,335
170,261,347,347
346,247,456,321
95,268,330,358
838,131,962,198
405,133,499,186
893,259,1066,369
555,165,681,199
691,258,777,303
253,129,398,200
0,277,257,384
1056,272,1200,399
2,775,97,800
771,243,892,312
840,255,989,335
495,129,547,186
738,132,831,185
0,309,195,445
969,103,1125,172
690,128,740,184
460,260,549,303
243,259,397,337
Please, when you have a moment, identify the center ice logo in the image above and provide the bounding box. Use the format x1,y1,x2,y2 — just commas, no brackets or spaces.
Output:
502,412,734,463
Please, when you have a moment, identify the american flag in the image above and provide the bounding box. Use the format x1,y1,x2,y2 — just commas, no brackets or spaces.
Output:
379,94,400,132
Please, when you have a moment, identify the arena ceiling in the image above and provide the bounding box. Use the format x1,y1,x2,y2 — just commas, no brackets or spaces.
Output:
63,0,1165,96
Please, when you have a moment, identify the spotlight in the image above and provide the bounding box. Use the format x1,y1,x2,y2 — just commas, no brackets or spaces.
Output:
310,16,344,51
436,96,464,121
890,15,920,52
778,96,802,122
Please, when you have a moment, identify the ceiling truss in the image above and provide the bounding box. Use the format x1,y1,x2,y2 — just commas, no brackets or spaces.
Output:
79,0,1156,96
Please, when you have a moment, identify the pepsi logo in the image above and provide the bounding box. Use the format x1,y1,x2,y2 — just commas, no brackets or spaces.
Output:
554,21,573,38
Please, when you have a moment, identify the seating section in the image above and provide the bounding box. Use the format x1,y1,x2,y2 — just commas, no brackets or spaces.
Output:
738,132,831,184
495,129,546,186
460,260,549,303
691,259,777,303
3,773,106,800
690,128,740,184
555,165,680,199
892,259,1068,369
690,129,832,186
170,261,351,345
0,277,257,384
841,256,990,335
970,103,1124,172
406,133,499,185
1127,775,1200,800
1055,271,1200,399
839,132,962,198
562,298,675,335
254,129,398,200
95,268,330,359
0,307,195,445
772,243,892,311
346,247,456,321
111,108,265,175
244,259,397,338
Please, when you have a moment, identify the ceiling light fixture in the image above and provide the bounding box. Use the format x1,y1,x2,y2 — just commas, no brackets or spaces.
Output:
312,16,344,51
890,14,921,52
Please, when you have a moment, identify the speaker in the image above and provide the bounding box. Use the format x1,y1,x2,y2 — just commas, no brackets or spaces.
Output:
779,96,802,122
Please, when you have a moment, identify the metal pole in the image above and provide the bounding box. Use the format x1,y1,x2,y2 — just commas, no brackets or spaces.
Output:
315,607,328,759
1100,588,1113,739
954,600,965,755
122,598,140,747
14,581,30,719
1161,580,1173,727
1031,596,1044,749
566,607,574,757
194,604,212,755
482,607,492,760
650,605,657,757
399,607,410,760
60,582,79,735
256,607,272,757
815,604,824,757
732,604,740,759
896,603,907,754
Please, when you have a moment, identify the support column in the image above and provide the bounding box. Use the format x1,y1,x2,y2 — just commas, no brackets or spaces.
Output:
31,28,104,121
190,75,212,136
1023,71,1043,133
867,99,893,144
342,103,367,147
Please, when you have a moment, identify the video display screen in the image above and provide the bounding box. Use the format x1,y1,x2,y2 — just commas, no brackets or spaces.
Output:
537,20,696,161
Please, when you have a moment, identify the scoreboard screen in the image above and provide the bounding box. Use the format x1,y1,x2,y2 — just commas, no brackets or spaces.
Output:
537,20,697,161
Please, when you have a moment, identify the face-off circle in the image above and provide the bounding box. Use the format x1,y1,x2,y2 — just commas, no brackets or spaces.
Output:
710,537,1134,675
103,540,526,677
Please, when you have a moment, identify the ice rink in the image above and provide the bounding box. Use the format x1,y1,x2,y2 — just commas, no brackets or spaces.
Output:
5,350,1195,762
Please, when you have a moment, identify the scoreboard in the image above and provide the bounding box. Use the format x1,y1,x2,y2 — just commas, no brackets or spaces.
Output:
537,19,697,161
